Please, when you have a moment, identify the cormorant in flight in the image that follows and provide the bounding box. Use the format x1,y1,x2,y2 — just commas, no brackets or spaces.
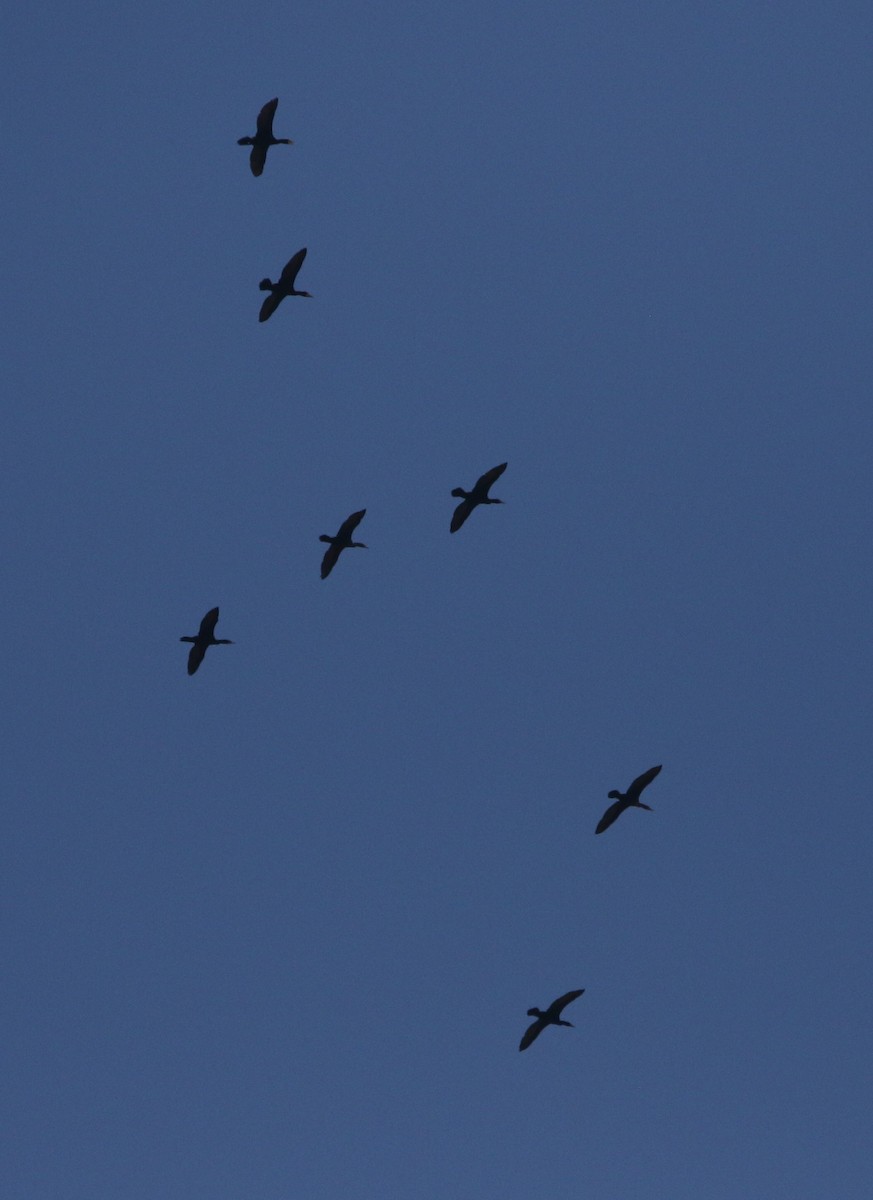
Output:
237,97,293,176
596,764,662,834
179,607,233,675
519,989,585,1051
259,248,312,321
450,462,507,533
320,509,367,579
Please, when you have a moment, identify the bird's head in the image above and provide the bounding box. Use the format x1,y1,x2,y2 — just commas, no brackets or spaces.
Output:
450,487,467,499
237,136,254,146
607,789,622,800
526,1007,543,1018
258,278,274,292
319,534,333,544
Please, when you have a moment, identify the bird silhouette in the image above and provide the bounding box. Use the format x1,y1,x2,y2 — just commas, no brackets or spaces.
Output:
258,248,312,321
595,764,662,834
237,97,293,177
519,989,584,1051
179,607,233,676
450,461,507,532
319,509,367,579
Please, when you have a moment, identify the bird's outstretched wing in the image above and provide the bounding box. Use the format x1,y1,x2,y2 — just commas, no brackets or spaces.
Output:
259,291,283,322
198,607,220,639
547,989,585,1019
249,144,267,176
627,764,662,801
476,461,507,493
595,797,626,835
450,497,473,533
279,248,307,288
320,542,342,579
256,98,279,136
337,508,366,539
519,1017,546,1052
187,641,207,675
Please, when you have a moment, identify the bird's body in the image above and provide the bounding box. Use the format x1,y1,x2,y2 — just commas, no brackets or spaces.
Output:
179,607,233,675
319,509,367,578
259,247,312,321
519,989,584,1051
450,461,507,533
595,764,662,834
237,97,293,176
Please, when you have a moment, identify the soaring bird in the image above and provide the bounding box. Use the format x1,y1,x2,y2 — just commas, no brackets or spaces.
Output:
319,509,367,579
179,607,233,676
237,97,293,176
519,989,585,1052
450,461,507,533
258,248,312,321
595,764,662,834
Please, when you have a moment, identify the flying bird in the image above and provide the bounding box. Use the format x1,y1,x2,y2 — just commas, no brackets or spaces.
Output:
179,607,233,676
519,989,585,1052
595,764,662,834
237,97,293,176
259,248,312,321
319,509,367,579
450,461,507,533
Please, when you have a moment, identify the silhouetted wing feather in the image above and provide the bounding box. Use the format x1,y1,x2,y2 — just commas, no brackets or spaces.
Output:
337,508,366,539
519,1018,546,1052
627,764,662,801
450,498,473,533
256,98,279,136
546,989,585,1019
320,542,341,579
595,797,626,834
187,642,206,675
249,144,267,176
259,291,283,322
279,248,307,288
476,461,507,493
197,608,220,639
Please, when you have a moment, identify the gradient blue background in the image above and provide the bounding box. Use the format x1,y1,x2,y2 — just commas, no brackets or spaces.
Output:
3,3,872,1197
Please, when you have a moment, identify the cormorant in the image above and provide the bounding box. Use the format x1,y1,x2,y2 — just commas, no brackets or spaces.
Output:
259,248,312,321
319,509,367,579
519,989,585,1051
596,764,662,834
179,607,233,676
450,461,507,533
237,97,293,177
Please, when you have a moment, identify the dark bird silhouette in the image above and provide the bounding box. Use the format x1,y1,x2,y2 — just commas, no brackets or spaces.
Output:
450,461,507,533
595,764,662,834
237,97,293,176
179,607,233,676
259,248,312,321
519,989,585,1052
319,509,367,579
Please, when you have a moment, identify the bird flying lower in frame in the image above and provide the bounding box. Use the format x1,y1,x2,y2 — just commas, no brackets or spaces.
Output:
519,989,585,1051
595,764,662,834
259,247,313,321
179,607,233,676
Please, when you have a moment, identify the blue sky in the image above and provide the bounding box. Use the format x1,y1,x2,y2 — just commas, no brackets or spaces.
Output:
3,3,872,1197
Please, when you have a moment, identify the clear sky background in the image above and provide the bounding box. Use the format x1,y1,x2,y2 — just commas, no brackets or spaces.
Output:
3,3,872,1197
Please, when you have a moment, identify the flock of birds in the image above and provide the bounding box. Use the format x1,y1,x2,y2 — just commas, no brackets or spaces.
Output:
181,98,665,1053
